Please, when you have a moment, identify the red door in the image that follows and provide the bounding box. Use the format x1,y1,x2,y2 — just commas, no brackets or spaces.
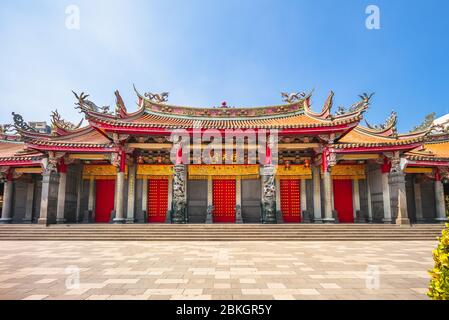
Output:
213,179,236,223
280,179,301,223
95,179,115,223
333,179,354,223
148,179,169,223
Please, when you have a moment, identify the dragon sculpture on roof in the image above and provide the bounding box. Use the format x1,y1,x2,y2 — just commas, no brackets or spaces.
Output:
281,92,306,104
145,92,169,103
334,92,374,116
72,91,112,114
51,109,83,131
11,112,38,132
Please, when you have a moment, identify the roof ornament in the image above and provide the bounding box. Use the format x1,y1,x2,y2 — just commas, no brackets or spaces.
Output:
144,92,169,103
11,112,38,132
72,91,112,115
114,90,127,118
365,111,398,135
0,124,14,134
281,92,306,104
335,92,374,116
51,109,83,131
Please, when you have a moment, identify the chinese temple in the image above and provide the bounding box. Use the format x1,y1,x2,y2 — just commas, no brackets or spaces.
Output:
0,88,448,225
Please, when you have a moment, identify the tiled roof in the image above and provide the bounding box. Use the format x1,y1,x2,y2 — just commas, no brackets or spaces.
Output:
0,140,43,162
88,109,362,130
27,128,113,148
335,127,426,148
407,139,449,161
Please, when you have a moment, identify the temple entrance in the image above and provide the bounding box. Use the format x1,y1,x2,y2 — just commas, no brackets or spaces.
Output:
147,178,168,223
213,179,236,223
333,179,354,223
241,179,261,223
95,179,115,223
280,179,301,223
187,180,207,223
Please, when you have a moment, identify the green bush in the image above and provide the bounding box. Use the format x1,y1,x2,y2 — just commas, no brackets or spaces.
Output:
428,223,449,300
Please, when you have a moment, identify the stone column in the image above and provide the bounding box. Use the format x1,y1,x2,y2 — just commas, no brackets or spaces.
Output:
275,177,281,212
56,170,67,224
39,171,57,225
300,179,307,213
322,171,335,223
275,177,283,223
84,176,95,223
435,179,447,222
166,177,173,223
0,177,14,224
141,178,148,223
353,179,361,220
113,171,126,223
206,176,213,224
381,172,392,223
389,171,409,225
75,164,83,223
126,165,136,223
172,164,187,223
261,165,276,224
235,177,243,224
312,166,322,222
23,179,35,223
365,170,373,222
413,178,424,222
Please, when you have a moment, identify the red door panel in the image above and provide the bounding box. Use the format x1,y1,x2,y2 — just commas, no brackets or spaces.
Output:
95,179,115,223
148,179,169,223
280,179,301,223
333,179,354,223
213,179,236,223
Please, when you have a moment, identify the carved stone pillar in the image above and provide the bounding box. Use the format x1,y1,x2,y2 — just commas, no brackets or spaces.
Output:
260,165,276,224
38,171,59,225
389,172,409,225
172,164,187,224
0,173,14,224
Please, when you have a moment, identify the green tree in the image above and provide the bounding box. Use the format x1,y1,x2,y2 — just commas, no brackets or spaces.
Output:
412,112,436,132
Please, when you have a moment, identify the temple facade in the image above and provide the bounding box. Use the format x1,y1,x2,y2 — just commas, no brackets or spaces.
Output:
0,88,448,225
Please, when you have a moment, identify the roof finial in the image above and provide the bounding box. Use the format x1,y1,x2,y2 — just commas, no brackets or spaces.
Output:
281,92,306,104
144,92,169,103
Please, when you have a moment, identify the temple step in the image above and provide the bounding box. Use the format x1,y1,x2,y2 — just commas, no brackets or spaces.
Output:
0,224,443,241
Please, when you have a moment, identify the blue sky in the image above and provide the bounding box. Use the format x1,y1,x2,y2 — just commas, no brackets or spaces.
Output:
0,0,448,132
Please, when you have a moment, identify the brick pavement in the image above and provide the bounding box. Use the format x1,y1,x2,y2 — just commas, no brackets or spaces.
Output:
0,241,436,300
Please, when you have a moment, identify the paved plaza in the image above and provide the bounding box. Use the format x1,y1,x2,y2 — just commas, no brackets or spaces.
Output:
0,240,436,300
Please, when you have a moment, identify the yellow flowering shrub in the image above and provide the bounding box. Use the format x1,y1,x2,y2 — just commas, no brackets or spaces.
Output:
428,223,449,300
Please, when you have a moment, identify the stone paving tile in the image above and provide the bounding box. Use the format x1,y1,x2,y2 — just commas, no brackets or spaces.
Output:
0,240,437,300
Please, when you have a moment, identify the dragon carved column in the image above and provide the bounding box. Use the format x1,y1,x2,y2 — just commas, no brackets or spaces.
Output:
260,134,277,224
171,139,187,224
